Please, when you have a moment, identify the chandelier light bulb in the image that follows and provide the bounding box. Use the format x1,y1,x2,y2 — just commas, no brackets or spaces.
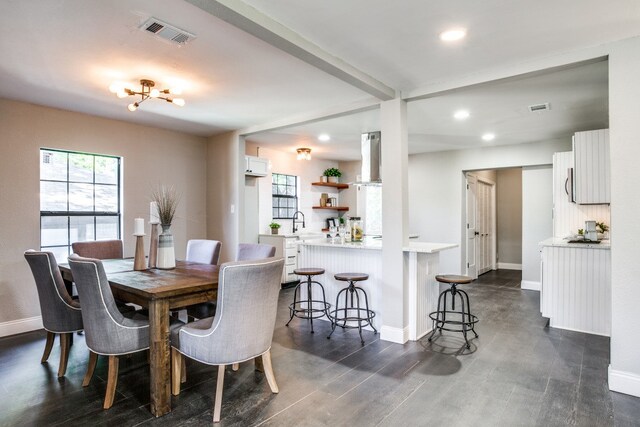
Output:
127,103,138,112
149,88,160,98
116,90,128,98
172,98,185,107
109,82,122,94
169,87,182,95
111,79,186,110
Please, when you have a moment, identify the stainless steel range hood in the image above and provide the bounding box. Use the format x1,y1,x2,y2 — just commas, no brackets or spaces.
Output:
355,131,382,186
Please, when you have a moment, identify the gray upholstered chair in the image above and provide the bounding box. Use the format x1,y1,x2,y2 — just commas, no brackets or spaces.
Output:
171,257,285,423
71,239,123,260
24,250,83,378
186,239,221,265
68,254,154,409
237,243,276,261
186,243,276,320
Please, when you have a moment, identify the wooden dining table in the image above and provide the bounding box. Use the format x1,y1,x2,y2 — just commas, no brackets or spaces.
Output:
59,259,219,417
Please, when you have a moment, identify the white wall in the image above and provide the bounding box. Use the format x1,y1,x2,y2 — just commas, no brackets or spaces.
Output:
521,166,553,290
609,36,640,397
0,99,207,336
251,145,341,235
408,138,571,274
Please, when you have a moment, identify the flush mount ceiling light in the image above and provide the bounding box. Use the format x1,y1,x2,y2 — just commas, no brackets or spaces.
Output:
482,133,496,141
454,110,470,120
440,28,467,42
109,79,185,112
318,134,331,142
296,147,312,160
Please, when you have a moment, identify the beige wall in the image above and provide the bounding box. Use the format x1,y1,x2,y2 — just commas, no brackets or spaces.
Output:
0,99,207,331
496,168,523,265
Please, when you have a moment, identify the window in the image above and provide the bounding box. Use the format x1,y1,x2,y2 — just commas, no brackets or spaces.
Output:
272,173,298,219
40,149,121,262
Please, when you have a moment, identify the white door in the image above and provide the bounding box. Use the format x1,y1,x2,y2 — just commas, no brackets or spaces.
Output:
466,174,477,279
476,179,496,275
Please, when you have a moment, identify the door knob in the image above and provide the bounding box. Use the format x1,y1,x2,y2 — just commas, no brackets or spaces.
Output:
474,231,480,235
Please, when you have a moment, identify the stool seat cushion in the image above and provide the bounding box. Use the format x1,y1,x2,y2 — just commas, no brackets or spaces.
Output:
335,273,369,282
294,268,325,276
435,274,473,284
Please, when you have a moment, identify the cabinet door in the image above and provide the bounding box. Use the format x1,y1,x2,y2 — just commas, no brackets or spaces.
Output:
245,156,268,177
574,129,610,204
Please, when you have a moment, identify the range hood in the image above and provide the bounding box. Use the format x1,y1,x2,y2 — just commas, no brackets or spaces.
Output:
355,131,382,186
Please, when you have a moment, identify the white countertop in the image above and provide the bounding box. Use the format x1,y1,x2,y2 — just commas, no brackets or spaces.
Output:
297,238,457,253
539,237,611,250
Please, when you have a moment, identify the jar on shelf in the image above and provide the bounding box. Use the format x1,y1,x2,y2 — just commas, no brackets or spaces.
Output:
350,216,363,242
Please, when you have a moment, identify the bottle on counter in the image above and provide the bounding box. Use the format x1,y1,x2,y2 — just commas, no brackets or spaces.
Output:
350,216,363,242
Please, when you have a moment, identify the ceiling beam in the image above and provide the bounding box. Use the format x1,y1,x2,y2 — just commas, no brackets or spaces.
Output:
239,98,380,136
185,0,396,100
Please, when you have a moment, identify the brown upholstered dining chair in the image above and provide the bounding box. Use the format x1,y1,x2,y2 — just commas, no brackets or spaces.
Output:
24,250,84,378
71,239,123,259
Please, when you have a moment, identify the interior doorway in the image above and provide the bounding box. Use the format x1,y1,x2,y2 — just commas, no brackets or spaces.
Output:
465,168,523,280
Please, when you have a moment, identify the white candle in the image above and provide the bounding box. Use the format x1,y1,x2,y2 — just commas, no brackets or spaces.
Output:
134,217,145,235
150,202,160,224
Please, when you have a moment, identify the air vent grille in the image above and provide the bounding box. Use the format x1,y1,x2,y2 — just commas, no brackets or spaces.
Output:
529,102,550,113
140,18,196,46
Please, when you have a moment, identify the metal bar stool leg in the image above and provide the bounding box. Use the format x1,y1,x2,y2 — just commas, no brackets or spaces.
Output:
354,288,364,345
458,291,470,349
328,288,347,339
459,289,479,338
306,276,314,333
356,285,377,334
285,281,301,327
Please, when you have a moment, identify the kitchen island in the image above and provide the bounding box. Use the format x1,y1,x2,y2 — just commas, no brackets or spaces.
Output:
539,237,611,336
297,238,457,343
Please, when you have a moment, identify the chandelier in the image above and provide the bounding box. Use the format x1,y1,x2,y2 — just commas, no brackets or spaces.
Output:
296,147,312,160
109,79,185,112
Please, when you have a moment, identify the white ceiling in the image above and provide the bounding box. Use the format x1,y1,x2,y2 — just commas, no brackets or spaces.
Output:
0,0,635,155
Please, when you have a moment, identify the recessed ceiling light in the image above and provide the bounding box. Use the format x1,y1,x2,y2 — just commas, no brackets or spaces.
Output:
318,134,330,142
440,28,467,42
454,110,470,120
482,133,495,141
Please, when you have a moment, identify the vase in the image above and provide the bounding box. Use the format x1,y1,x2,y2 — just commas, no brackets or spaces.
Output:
328,176,338,183
157,224,176,269
320,176,328,183
271,228,278,235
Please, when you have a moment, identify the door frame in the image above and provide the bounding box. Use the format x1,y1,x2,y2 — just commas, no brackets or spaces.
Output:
464,172,497,278
476,175,497,274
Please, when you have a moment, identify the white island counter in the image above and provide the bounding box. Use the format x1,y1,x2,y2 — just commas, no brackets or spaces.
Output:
297,238,457,343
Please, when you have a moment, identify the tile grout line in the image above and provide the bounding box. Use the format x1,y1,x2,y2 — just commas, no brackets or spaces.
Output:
374,378,427,426
253,390,319,426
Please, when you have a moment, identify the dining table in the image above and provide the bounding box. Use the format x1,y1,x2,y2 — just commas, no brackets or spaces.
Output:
58,258,219,417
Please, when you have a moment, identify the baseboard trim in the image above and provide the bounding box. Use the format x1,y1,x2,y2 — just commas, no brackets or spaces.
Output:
0,316,43,338
521,280,541,291
497,262,522,270
380,325,409,344
609,365,640,397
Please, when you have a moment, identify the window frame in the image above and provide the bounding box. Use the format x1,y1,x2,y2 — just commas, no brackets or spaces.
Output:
39,148,122,260
271,172,298,219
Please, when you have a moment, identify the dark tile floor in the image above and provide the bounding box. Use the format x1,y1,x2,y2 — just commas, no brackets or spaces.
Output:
1,269,639,426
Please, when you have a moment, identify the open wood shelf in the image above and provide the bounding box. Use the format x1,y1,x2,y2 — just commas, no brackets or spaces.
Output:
311,182,349,189
312,206,349,211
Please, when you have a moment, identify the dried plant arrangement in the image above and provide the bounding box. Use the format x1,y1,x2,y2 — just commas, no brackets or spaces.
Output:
151,185,180,225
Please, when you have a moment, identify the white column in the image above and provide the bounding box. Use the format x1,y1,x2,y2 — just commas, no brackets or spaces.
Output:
380,97,409,343
608,37,640,397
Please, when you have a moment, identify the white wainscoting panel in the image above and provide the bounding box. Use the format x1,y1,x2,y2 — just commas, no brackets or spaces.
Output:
407,252,440,341
541,245,611,336
0,316,43,337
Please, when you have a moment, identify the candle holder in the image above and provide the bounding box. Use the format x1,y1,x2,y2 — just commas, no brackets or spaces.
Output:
148,223,159,268
133,233,147,271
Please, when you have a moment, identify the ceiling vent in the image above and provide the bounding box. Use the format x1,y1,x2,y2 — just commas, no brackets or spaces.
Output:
140,18,196,46
528,102,550,113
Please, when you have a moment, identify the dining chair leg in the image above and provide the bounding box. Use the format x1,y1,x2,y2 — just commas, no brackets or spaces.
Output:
254,356,264,372
213,365,225,423
232,363,239,372
104,356,119,409
262,350,279,394
181,355,187,384
83,351,98,387
58,333,71,377
41,331,55,363
171,348,182,396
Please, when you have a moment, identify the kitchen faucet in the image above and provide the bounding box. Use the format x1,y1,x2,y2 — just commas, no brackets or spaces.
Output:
292,211,305,233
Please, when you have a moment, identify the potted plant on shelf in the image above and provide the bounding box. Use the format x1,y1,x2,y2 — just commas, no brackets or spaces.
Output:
323,167,342,183
269,221,281,235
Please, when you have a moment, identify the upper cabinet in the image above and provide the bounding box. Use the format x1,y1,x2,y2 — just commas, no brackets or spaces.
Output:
245,155,268,177
573,129,610,204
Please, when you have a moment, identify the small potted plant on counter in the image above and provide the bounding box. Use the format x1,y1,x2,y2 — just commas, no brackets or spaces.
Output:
323,167,342,183
269,221,281,235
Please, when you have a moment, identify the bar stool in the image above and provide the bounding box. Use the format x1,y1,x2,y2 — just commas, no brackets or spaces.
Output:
327,273,377,345
286,268,331,333
427,274,479,349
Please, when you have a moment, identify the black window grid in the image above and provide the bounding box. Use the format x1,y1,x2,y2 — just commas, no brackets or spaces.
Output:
272,173,298,219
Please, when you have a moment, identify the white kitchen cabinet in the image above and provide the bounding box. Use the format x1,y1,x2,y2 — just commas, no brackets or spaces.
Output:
573,129,610,204
245,155,268,177
258,234,299,283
